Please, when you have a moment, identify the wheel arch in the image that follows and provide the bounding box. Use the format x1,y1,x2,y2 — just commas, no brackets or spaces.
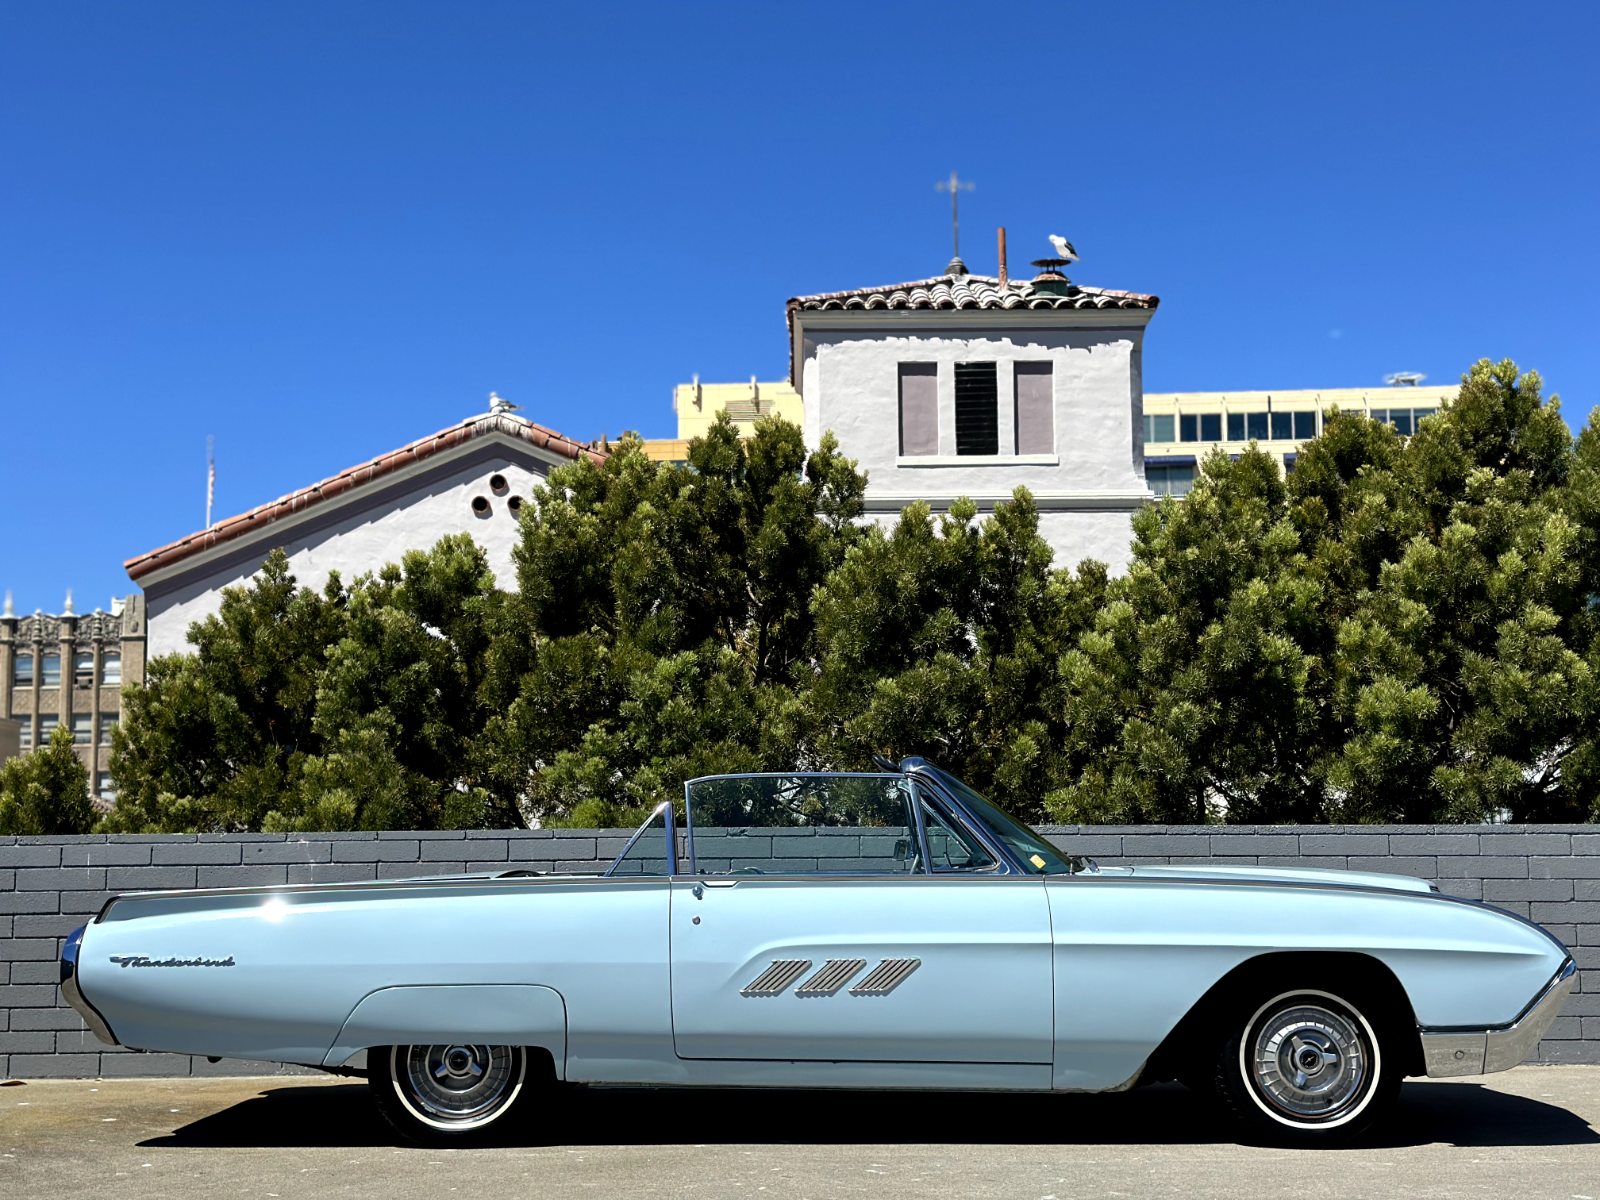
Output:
1141,951,1424,1083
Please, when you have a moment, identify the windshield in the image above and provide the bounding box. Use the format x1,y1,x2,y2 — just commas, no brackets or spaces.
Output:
923,767,1077,875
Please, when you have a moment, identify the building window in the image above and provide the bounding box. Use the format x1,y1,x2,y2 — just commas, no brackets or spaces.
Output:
1014,363,1053,454
897,363,939,456
1201,413,1222,441
1227,413,1245,441
1284,453,1299,473
1293,412,1318,439
18,719,31,750
1179,414,1196,442
73,713,92,744
1143,414,1175,443
99,716,118,746
13,652,33,687
1270,412,1294,440
1148,464,1195,497
41,655,60,688
1246,412,1269,440
101,654,121,686
74,651,94,687
97,772,117,801
954,362,998,456
39,713,58,744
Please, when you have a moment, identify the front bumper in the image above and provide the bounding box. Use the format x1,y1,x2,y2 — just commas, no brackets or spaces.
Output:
1421,958,1577,1077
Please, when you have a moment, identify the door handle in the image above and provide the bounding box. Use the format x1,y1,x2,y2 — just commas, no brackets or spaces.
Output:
701,880,740,889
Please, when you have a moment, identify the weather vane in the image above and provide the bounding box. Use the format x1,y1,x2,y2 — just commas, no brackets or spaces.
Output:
935,170,975,274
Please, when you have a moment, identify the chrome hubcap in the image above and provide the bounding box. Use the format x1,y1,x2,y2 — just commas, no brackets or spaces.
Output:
396,1044,522,1127
1250,1002,1369,1121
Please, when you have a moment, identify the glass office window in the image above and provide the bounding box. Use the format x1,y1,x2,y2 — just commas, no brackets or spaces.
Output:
1246,412,1269,440
39,714,58,743
1201,413,1222,441
1293,412,1318,439
99,715,118,746
73,713,92,744
1413,407,1437,425
1148,464,1195,497
101,654,121,686
1391,410,1414,435
1270,412,1293,440
1179,414,1198,442
97,772,117,801
74,651,94,687
1227,413,1245,441
18,720,31,750
41,655,60,687
1144,414,1175,443
13,652,33,687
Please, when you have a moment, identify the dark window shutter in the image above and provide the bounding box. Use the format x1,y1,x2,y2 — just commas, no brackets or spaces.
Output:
955,362,998,456
898,364,939,456
1013,362,1053,454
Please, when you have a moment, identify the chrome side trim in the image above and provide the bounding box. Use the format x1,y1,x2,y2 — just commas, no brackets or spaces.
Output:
796,959,867,997
850,958,921,996
1421,959,1577,1077
741,960,813,996
58,925,119,1046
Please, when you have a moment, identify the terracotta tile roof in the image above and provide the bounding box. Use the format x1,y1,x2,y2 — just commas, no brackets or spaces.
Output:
786,273,1159,314
126,410,605,583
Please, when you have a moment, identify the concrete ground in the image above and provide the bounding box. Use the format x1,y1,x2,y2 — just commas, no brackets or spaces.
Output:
2,1067,1598,1200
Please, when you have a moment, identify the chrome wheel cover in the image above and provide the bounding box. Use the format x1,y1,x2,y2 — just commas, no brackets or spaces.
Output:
1242,992,1378,1128
391,1044,525,1131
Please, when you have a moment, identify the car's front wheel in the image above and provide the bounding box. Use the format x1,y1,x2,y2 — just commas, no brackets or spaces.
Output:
1214,988,1401,1146
370,1044,531,1145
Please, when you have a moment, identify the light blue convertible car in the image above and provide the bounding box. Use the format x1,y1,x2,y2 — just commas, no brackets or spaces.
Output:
61,760,1575,1146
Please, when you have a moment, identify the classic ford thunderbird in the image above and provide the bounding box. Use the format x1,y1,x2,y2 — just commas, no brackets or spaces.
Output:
61,761,1575,1145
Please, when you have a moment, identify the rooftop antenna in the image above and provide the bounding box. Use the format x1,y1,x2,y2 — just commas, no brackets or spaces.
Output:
206,435,215,530
1384,372,1427,387
935,170,975,275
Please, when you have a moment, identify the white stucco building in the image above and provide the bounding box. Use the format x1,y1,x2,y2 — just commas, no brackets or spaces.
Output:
782,267,1160,572
126,403,602,659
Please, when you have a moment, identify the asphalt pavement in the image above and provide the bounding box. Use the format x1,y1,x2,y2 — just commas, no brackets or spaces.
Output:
3,1066,1599,1200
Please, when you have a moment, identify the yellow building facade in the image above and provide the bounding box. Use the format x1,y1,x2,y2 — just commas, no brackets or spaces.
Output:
641,377,804,463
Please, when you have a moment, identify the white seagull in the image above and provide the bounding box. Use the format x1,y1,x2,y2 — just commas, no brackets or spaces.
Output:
1048,234,1079,263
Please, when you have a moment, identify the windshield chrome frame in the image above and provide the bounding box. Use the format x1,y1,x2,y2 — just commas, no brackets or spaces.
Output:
681,771,929,878
904,769,1025,875
602,800,678,878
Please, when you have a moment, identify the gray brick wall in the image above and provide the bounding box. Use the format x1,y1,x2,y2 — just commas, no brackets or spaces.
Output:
2,825,1594,1079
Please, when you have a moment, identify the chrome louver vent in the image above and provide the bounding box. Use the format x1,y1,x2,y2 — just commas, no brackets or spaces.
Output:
741,959,813,996
795,959,867,997
849,958,921,996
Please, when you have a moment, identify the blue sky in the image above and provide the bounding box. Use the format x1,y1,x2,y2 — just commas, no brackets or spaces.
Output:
3,2,1597,612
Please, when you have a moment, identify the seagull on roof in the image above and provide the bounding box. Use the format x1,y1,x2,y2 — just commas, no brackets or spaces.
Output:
489,392,522,415
1048,235,1079,263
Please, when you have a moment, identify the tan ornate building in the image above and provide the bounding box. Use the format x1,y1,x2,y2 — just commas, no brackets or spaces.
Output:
0,594,147,802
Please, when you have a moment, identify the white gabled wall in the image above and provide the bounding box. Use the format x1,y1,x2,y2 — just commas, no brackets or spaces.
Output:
144,457,549,659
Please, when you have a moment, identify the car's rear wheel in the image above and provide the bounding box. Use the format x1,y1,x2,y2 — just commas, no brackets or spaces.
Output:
1214,987,1401,1146
370,1044,530,1145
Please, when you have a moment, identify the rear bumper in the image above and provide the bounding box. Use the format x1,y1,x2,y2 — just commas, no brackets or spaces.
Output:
1420,959,1577,1077
60,925,120,1047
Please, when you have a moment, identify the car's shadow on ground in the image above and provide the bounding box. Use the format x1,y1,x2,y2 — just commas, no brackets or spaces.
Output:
142,1078,1598,1151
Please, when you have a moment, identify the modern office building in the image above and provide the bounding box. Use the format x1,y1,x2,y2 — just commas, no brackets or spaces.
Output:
1138,384,1458,495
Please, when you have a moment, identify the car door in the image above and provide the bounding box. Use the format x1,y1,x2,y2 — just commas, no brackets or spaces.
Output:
669,773,1053,1064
